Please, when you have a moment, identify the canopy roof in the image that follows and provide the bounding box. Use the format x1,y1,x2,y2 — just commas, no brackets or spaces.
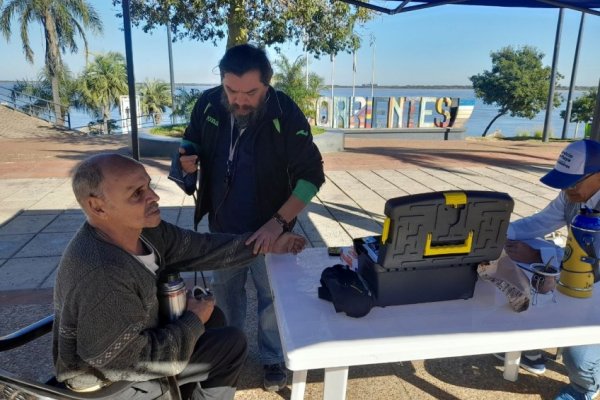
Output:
341,0,600,16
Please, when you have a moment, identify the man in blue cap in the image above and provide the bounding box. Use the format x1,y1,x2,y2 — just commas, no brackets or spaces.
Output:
505,139,600,268
498,139,600,399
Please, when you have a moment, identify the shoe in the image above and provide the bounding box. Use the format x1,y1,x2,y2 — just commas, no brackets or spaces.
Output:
493,352,546,374
554,385,600,400
263,363,287,392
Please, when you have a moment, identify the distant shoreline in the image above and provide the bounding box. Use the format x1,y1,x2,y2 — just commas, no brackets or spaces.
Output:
0,80,594,91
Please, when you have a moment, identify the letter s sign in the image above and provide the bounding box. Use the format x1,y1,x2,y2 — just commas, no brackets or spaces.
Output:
434,97,452,128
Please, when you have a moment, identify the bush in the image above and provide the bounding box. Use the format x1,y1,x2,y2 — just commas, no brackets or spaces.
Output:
149,123,187,137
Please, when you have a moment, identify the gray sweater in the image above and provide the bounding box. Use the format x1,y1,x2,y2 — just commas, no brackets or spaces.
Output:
53,221,255,390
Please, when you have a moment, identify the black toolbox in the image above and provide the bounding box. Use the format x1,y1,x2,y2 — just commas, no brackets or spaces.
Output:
355,190,514,306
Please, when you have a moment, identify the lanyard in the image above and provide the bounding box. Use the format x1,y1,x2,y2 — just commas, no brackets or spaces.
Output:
226,115,246,184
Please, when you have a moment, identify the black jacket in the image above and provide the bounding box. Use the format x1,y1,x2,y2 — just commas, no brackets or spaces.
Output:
182,86,325,229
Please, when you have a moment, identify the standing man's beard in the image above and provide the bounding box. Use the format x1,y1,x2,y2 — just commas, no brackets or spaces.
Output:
220,90,267,129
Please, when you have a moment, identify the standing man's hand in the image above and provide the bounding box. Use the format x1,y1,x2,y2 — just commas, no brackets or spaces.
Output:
187,296,215,324
246,218,284,254
179,147,198,174
504,239,542,264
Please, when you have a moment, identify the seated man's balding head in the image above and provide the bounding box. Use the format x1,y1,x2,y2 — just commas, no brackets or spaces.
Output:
72,153,161,236
72,153,142,206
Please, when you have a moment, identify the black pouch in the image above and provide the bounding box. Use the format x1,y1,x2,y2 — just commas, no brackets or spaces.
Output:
318,264,374,318
167,150,197,195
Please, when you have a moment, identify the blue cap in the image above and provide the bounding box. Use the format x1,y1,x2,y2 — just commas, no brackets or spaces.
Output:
540,140,600,189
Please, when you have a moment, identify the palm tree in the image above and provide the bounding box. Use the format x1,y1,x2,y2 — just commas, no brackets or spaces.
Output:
0,0,102,126
139,79,172,125
273,55,324,122
172,88,203,121
11,66,76,121
75,52,127,134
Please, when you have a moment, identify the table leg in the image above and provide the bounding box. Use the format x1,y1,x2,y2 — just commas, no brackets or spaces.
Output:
290,370,308,400
503,351,521,382
323,366,349,400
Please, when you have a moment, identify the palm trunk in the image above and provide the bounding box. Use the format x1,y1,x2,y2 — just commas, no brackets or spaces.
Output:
103,105,110,134
226,0,248,49
43,12,65,126
482,111,507,137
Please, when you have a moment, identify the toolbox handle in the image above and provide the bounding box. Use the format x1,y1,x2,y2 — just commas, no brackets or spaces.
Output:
423,231,473,256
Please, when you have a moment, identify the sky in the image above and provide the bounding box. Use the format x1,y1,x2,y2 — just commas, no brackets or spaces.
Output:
0,2,599,88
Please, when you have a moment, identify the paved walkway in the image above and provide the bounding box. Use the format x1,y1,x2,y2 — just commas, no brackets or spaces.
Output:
0,106,573,399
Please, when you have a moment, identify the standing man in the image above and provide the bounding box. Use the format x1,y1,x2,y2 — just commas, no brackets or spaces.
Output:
174,44,325,391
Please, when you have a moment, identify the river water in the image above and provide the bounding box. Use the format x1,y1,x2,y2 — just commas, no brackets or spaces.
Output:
2,81,587,138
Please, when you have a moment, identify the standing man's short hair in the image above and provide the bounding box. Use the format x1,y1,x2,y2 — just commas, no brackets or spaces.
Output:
219,44,273,86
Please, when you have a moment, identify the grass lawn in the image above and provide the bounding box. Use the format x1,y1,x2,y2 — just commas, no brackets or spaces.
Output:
150,124,326,137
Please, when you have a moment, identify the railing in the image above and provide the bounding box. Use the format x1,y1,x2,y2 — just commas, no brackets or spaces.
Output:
70,114,161,135
0,85,71,129
0,84,187,136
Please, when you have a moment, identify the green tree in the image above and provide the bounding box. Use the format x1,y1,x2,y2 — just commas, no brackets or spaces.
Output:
560,88,598,138
470,45,562,137
75,52,127,134
561,88,597,124
0,0,102,126
172,88,203,121
112,0,371,54
138,79,172,125
273,55,324,121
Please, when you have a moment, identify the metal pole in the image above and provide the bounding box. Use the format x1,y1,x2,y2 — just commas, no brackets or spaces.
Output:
166,18,176,124
122,0,139,160
370,34,376,100
305,49,309,88
352,50,356,98
331,54,335,103
561,12,585,140
591,78,600,142
542,8,564,143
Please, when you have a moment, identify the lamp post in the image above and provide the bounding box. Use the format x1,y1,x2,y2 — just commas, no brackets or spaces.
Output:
542,8,564,143
561,12,585,139
331,53,335,103
122,0,139,160
304,31,309,89
370,33,376,99
352,49,356,98
166,17,176,124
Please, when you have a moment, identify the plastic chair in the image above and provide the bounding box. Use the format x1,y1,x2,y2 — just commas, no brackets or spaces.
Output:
0,314,180,399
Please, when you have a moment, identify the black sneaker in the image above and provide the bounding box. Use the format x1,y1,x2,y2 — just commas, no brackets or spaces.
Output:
263,363,287,392
493,352,547,375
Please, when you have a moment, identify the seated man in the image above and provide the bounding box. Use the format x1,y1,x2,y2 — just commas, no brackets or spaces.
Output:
53,153,305,399
500,140,600,397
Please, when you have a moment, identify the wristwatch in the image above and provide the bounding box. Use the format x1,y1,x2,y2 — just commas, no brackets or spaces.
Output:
273,212,292,232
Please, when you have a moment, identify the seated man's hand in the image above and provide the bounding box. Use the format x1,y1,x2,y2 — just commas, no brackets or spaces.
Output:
271,233,306,255
504,239,542,264
187,296,215,324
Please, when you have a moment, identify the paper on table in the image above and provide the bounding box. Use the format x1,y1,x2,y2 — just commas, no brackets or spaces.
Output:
478,252,531,312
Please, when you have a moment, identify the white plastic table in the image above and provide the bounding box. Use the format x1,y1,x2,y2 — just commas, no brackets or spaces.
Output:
266,248,600,400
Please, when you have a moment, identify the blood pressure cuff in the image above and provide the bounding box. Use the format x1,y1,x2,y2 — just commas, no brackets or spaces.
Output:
318,264,374,318
167,150,197,195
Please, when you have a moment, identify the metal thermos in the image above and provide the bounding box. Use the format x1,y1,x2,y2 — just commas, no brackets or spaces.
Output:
557,208,600,298
158,272,187,322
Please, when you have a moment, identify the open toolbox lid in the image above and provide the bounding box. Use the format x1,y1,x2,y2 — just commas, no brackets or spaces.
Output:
356,191,514,270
